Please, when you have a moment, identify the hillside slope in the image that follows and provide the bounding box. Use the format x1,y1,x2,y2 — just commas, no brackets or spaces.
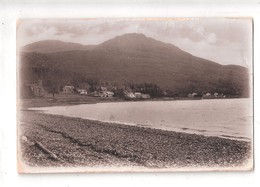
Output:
21,40,95,53
19,33,249,97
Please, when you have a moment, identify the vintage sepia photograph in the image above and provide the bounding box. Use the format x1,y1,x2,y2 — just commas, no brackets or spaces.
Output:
17,18,253,173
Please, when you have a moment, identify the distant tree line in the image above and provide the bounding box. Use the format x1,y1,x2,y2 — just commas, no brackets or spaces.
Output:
23,65,248,99
42,75,248,99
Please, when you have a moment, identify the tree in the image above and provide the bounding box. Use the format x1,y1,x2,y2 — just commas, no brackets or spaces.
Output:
45,79,60,99
217,71,239,96
86,78,99,92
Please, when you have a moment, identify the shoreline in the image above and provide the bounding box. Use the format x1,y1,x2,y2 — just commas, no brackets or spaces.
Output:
25,97,252,143
18,109,253,171
27,109,251,143
17,96,249,109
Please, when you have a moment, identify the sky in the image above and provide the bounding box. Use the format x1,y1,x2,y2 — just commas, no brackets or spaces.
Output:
17,18,252,67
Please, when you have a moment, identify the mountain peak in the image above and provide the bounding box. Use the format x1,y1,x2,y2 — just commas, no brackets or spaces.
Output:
117,33,147,38
97,32,186,57
108,33,149,42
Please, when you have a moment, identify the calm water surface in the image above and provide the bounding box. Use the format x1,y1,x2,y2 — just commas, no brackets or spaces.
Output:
31,98,253,141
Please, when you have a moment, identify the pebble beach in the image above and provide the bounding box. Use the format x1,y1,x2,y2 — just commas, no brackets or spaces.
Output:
18,110,252,172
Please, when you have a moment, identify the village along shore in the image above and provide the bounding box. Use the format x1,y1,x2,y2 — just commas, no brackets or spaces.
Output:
20,79,245,109
18,91,244,110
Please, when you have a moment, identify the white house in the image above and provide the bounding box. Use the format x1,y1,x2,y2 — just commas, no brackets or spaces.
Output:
192,93,198,97
77,89,88,95
100,91,114,97
106,91,114,97
134,92,142,98
141,94,151,99
125,92,136,99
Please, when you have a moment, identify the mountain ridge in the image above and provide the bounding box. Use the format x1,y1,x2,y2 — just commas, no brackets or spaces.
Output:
19,33,249,97
22,40,96,53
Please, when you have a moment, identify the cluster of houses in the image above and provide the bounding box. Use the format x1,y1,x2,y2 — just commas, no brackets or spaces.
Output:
62,85,115,98
89,91,115,98
124,91,151,99
62,85,151,99
187,92,226,99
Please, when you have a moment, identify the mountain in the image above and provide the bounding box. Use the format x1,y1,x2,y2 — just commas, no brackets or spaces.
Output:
19,33,249,97
21,40,95,53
